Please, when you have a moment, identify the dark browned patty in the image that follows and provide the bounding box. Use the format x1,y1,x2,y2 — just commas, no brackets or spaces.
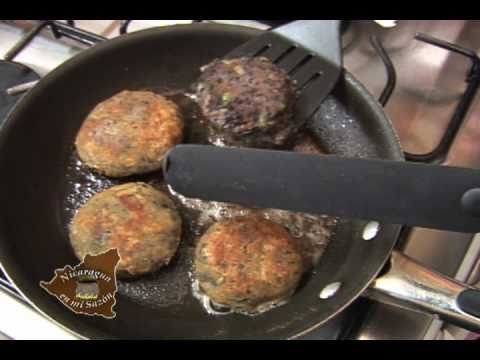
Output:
196,57,299,148
194,215,304,311
75,90,184,177
70,183,182,278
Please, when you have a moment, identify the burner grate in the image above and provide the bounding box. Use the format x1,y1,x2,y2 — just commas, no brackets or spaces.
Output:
403,33,480,164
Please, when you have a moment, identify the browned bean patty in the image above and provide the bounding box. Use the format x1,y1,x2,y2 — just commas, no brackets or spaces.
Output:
75,90,184,177
194,215,304,311
196,57,299,148
70,183,182,278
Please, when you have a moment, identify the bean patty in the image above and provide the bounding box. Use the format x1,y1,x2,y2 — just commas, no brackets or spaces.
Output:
70,183,182,278
196,57,299,148
194,215,304,312
75,90,184,177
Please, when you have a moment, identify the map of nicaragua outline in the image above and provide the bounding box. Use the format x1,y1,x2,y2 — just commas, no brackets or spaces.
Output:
40,248,120,319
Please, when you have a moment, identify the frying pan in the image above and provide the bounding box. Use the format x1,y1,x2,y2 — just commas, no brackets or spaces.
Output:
0,23,478,339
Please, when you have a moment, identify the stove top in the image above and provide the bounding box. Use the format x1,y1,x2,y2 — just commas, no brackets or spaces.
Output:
0,20,479,340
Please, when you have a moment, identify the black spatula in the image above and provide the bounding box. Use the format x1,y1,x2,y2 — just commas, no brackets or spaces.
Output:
225,20,342,121
164,145,480,233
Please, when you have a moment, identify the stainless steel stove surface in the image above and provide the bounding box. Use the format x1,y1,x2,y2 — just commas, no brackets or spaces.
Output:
0,20,479,340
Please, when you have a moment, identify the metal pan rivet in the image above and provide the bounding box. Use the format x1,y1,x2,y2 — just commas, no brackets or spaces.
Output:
319,282,342,299
362,221,380,240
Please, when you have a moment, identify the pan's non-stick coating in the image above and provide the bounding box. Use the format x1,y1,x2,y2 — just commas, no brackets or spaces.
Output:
0,24,403,339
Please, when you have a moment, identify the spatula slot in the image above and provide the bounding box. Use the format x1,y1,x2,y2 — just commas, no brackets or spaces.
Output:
253,44,272,57
273,46,298,64
300,72,323,91
288,54,313,75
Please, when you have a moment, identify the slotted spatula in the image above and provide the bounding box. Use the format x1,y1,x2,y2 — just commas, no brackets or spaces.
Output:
225,20,342,121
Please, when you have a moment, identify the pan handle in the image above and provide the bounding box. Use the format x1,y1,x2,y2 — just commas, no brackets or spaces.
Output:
363,250,480,332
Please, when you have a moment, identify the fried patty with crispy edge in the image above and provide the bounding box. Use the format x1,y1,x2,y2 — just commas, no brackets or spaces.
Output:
194,215,304,311
70,182,182,278
75,90,184,177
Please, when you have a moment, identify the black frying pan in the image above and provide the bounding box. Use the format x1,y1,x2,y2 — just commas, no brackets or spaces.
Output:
0,23,478,339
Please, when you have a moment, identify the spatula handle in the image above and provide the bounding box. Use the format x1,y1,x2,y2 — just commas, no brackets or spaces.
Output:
164,145,480,233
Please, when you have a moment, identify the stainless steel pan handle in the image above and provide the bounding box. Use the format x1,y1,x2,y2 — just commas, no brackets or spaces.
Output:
364,250,480,332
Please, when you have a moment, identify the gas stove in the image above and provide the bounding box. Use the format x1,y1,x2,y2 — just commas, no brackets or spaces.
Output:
0,20,479,340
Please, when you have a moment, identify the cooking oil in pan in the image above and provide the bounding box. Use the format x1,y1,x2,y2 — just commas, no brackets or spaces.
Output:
190,275,290,317
61,90,337,316
167,184,336,269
